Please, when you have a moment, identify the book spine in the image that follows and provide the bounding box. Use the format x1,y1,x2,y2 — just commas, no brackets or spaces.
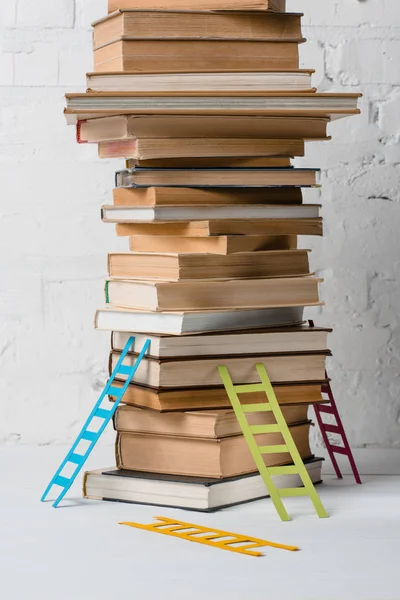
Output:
105,280,110,304
76,120,88,144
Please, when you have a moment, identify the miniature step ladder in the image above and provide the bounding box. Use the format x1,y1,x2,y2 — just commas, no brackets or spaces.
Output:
41,336,150,508
314,371,362,484
219,364,328,521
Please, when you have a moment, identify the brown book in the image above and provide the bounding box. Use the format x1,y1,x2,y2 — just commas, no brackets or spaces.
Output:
108,1,286,16
110,351,329,388
112,381,325,411
77,114,330,141
126,157,292,168
113,187,303,207
98,138,304,160
115,421,312,478
107,249,311,280
129,234,297,254
115,218,323,237
114,404,310,438
93,10,300,47
105,275,321,310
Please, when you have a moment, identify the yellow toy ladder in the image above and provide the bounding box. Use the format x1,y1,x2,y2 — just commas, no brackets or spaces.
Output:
218,363,328,522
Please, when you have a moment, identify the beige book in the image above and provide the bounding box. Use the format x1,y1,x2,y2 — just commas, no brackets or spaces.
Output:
115,421,312,479
98,138,304,160
115,218,323,237
107,249,311,280
105,275,321,311
93,10,300,47
114,404,310,438
108,1,286,14
129,234,297,254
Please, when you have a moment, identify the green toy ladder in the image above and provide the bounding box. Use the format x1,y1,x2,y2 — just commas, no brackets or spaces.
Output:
218,363,328,521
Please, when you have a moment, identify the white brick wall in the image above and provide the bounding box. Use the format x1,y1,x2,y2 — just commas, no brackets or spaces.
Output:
0,0,399,449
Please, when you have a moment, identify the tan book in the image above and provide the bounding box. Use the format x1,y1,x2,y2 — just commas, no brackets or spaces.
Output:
125,157,292,168
110,351,329,388
114,404,310,438
108,1,286,15
129,234,297,254
76,114,330,141
94,39,299,73
115,421,312,478
107,249,311,280
98,138,305,160
115,218,323,237
87,71,313,93
111,381,325,411
105,275,320,310
93,10,300,47
111,325,331,358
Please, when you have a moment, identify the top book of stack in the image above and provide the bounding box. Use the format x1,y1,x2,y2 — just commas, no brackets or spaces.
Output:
108,0,285,13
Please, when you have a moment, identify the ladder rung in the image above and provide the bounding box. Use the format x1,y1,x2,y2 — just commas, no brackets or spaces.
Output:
54,476,71,488
108,385,123,397
234,383,266,394
250,424,281,435
316,404,334,415
331,445,348,455
68,454,85,465
242,403,272,413
258,444,288,454
323,424,341,434
81,431,98,442
278,487,310,497
268,465,299,476
117,365,132,377
95,408,112,419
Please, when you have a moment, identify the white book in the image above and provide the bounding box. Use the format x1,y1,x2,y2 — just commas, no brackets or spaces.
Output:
101,204,320,223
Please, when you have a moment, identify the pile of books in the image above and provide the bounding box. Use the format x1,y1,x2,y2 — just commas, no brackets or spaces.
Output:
66,0,360,512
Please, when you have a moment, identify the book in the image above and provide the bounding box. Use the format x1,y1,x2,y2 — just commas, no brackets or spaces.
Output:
125,157,293,168
114,404,310,438
111,325,331,358
115,218,323,237
95,305,306,335
94,39,300,73
83,457,323,512
76,114,330,141
113,186,303,206
65,91,361,117
110,380,325,411
105,276,321,310
108,1,287,15
97,138,305,160
92,10,302,46
114,167,318,188
87,71,313,93
107,249,312,280
128,234,297,254
115,421,312,478
103,204,321,223
109,351,329,388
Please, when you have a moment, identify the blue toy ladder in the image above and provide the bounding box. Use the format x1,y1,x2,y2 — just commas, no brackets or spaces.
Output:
41,336,150,508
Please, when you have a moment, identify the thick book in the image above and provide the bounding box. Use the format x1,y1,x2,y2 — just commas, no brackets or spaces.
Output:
92,10,302,46
114,404,310,438
115,421,312,478
83,457,323,512
109,350,329,388
97,138,305,160
105,276,321,310
65,92,361,118
115,218,323,237
109,380,325,411
107,249,311,280
103,204,321,223
76,114,330,141
111,325,331,358
108,1,286,15
112,187,303,207
128,234,297,254
87,71,313,93
95,305,306,335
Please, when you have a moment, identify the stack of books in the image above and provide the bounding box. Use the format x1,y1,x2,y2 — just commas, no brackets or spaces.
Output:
68,0,360,512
